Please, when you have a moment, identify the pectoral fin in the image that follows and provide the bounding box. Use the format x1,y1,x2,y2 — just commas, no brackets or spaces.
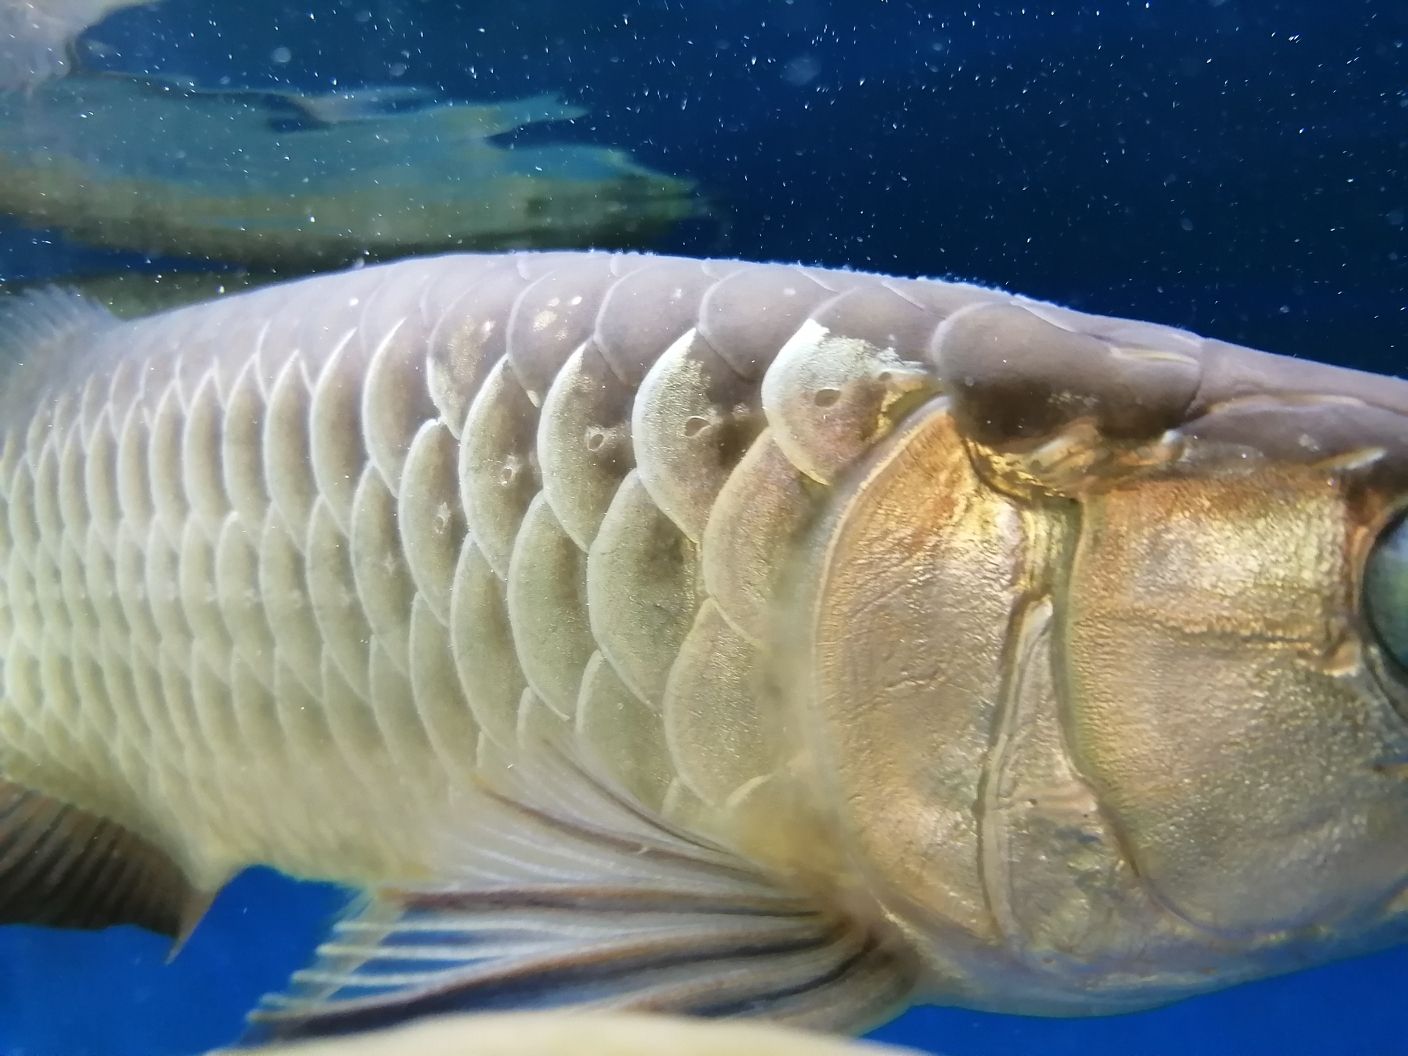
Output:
0,777,208,943
249,754,914,1041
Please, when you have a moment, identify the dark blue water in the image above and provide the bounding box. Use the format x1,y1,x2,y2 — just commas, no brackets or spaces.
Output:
0,1,1405,1053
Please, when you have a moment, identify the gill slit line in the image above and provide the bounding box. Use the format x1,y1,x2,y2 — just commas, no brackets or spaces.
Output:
973,539,1054,951
1046,505,1217,935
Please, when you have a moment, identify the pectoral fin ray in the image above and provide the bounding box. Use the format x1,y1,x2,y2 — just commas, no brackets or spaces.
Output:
247,751,914,1041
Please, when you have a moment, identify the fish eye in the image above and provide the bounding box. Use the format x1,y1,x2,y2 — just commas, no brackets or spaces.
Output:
1366,511,1408,672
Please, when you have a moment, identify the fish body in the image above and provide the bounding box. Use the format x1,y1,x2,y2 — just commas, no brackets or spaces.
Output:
2,251,1408,1037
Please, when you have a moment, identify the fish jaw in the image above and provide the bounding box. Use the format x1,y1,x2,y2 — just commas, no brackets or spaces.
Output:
794,303,1408,1013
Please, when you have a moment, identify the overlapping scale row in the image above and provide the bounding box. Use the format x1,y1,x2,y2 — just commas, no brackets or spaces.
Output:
476,256,963,818
0,252,974,885
0,259,498,882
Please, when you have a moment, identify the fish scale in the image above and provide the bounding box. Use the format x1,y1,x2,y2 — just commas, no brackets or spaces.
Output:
0,252,955,893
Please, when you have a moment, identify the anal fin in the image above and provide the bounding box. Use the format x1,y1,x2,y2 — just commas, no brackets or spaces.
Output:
0,777,208,943
249,753,915,1041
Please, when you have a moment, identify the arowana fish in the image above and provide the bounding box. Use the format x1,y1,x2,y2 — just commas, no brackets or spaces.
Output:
1,251,1407,1045
0,75,700,269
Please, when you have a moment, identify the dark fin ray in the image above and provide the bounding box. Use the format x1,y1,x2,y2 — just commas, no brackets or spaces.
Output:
0,777,208,940
248,748,915,1041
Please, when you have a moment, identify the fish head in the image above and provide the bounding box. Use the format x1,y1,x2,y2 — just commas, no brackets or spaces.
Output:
798,302,1408,1009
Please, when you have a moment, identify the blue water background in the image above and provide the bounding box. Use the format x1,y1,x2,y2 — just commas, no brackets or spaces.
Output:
0,1,1404,1053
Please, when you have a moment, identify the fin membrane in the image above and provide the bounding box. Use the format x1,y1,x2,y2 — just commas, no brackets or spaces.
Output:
251,753,915,1040
0,287,119,419
0,777,204,940
0,286,116,366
